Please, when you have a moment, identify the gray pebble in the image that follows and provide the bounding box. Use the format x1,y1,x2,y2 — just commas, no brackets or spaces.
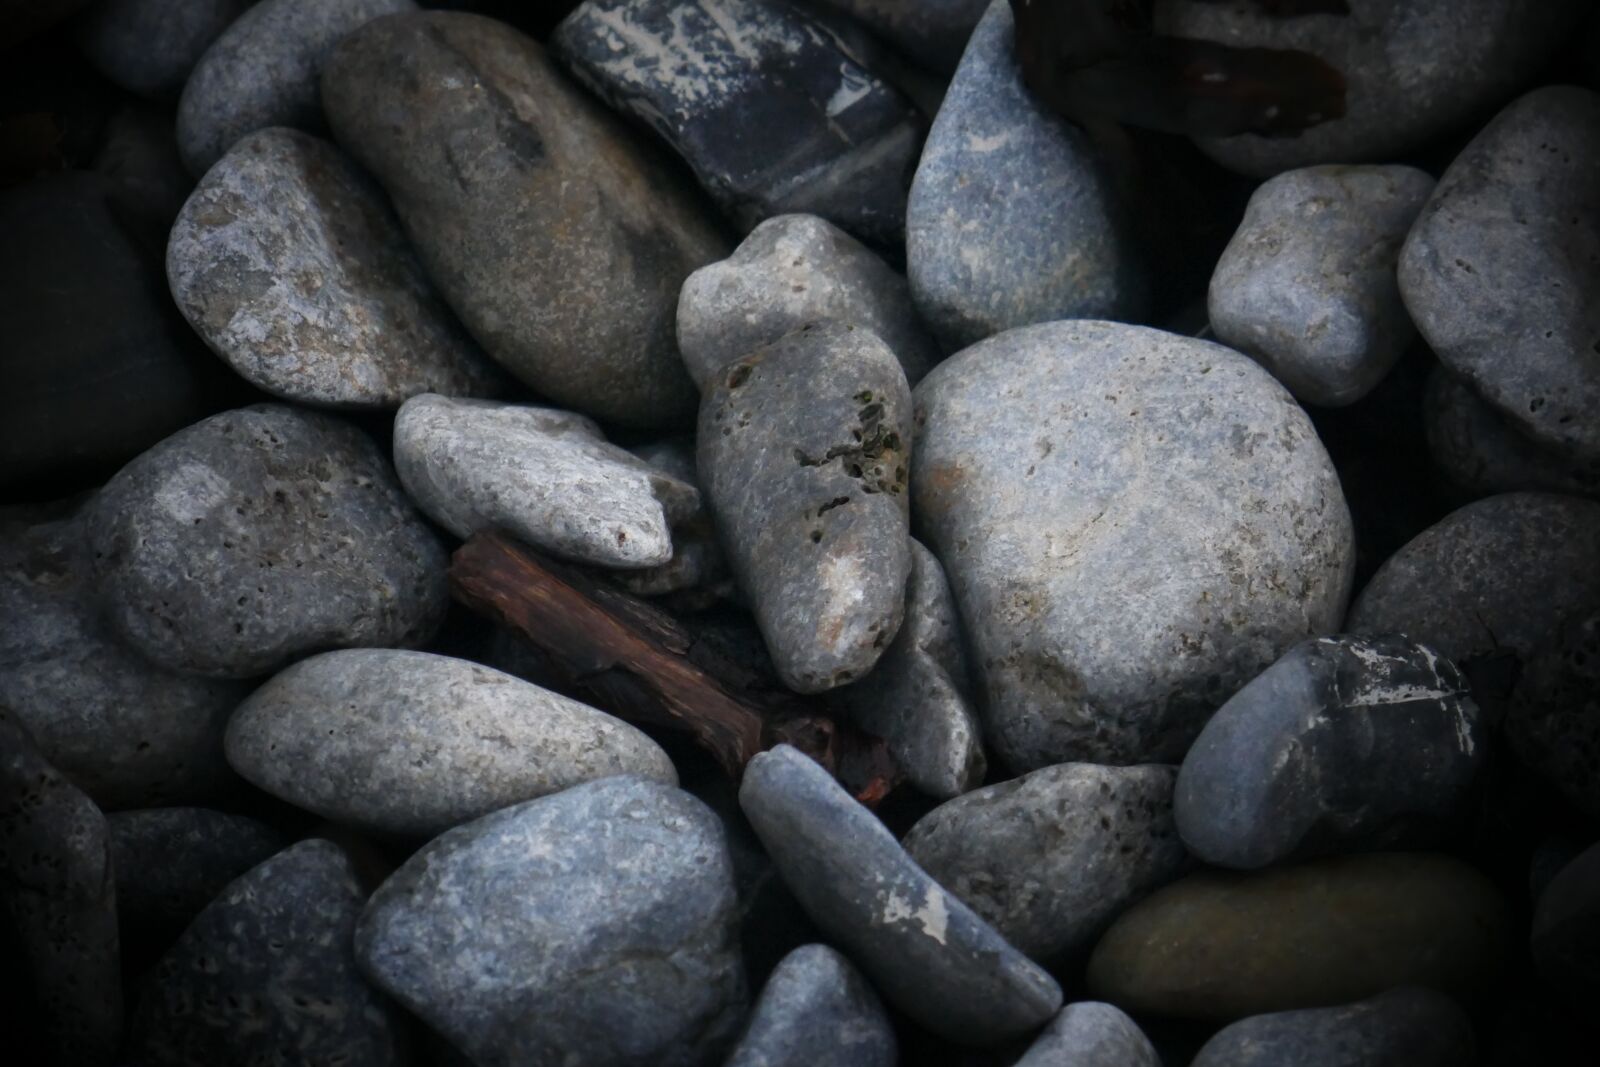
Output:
1532,840,1600,1009
90,403,449,679
77,0,251,99
357,776,747,1067
698,323,912,693
1189,987,1476,1067
1015,1001,1161,1067
904,763,1186,962
806,0,986,72
912,320,1354,770
906,0,1146,353
616,438,732,598
738,744,1062,1044
1425,367,1600,498
1507,608,1600,821
1209,164,1434,407
724,943,895,1067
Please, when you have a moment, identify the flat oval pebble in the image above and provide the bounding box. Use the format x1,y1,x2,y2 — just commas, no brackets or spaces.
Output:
168,127,506,408
77,0,251,98
1508,608,1600,821
89,403,449,679
225,649,677,838
356,776,746,1067
913,320,1354,770
1190,987,1476,1067
724,943,896,1067
1014,1002,1161,1067
738,745,1062,1044
1424,367,1600,497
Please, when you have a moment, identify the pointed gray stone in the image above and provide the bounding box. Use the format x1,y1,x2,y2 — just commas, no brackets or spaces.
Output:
724,944,895,1067
1015,1002,1161,1067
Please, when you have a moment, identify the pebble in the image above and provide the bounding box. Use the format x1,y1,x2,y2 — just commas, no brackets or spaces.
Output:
724,943,896,1067
91,103,195,254
912,320,1354,770
393,395,700,568
1507,609,1600,821
698,323,912,693
615,438,731,599
356,776,747,1066
904,763,1186,962
1399,85,1600,460
551,0,920,247
225,649,677,838
1531,840,1600,1009
89,403,450,679
1425,367,1600,497
677,213,940,389
77,0,251,99
738,745,1063,1044
129,838,406,1067
322,9,727,429
806,0,987,72
906,0,1146,353
1014,1002,1161,1067
176,0,414,176
1085,851,1510,1020
1208,164,1434,407
1176,634,1484,869
1189,987,1477,1067
167,128,507,408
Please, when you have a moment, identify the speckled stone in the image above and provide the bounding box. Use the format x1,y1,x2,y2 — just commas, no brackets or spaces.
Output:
1532,840,1600,1009
89,404,450,679
808,0,986,72
724,944,895,1067
1425,367,1600,497
1191,987,1476,1067
77,0,251,99
176,0,414,176
394,395,700,569
699,323,912,693
168,128,506,408
906,0,1146,353
1086,852,1511,1021
1015,1002,1161,1067
226,649,677,838
677,213,939,389
739,745,1062,1044
912,320,1355,770
904,763,1186,962
1399,85,1600,460
356,776,746,1067
1209,164,1434,407
1507,608,1600,821
322,10,727,430
130,838,405,1067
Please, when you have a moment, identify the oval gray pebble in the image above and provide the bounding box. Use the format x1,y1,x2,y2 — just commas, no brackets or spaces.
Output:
1189,987,1476,1067
724,943,895,1067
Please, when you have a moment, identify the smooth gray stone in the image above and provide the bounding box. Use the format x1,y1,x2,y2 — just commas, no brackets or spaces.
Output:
77,0,251,99
394,395,700,569
808,0,986,72
724,944,895,1067
1425,367,1600,498
89,403,450,679
1209,164,1433,407
226,649,677,838
904,763,1186,961
176,0,413,176
906,0,1146,353
357,776,746,1067
1190,987,1477,1067
677,213,939,389
1176,634,1483,870
1507,608,1600,821
322,11,727,430
1154,0,1588,177
912,320,1355,770
130,838,405,1067
168,128,506,408
833,539,985,798
738,744,1063,1044
1399,85,1600,460
698,322,912,693
1532,840,1600,1008
1015,1002,1161,1067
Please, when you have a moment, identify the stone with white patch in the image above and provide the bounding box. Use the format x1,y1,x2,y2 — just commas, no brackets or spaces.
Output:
723,944,896,1067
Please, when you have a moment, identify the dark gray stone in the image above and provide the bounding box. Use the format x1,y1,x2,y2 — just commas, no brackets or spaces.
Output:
92,103,195,253
615,438,732,599
89,403,450,679
1014,1002,1160,1067
356,776,746,1067
738,744,1062,1044
1507,608,1600,821
1532,840,1600,1010
322,10,728,429
1425,367,1600,498
1190,987,1476,1067
699,322,912,693
77,0,251,99
808,0,986,72
724,944,895,1067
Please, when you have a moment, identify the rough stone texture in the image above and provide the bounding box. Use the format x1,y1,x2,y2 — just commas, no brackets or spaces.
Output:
832,539,986,798
1425,367,1600,497
699,323,912,693
1507,608,1600,821
89,403,450,679
1176,634,1484,869
677,213,939,389
356,776,746,1067
322,10,728,430
724,944,896,1067
913,320,1355,770
176,0,414,177
77,0,252,99
1400,85,1600,460
1014,1002,1161,1067
168,128,506,408
394,395,700,568
1209,164,1434,407
906,0,1146,353
130,839,406,1067
808,0,986,72
738,745,1062,1044
1086,852,1510,1021
226,649,677,838
1190,987,1477,1067
551,0,920,248
904,763,1186,962
1532,840,1600,1009
1154,0,1588,177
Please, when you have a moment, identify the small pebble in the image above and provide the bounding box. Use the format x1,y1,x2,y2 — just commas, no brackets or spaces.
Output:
724,943,896,1067
1014,1002,1161,1067
77,0,251,99
1189,987,1477,1067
